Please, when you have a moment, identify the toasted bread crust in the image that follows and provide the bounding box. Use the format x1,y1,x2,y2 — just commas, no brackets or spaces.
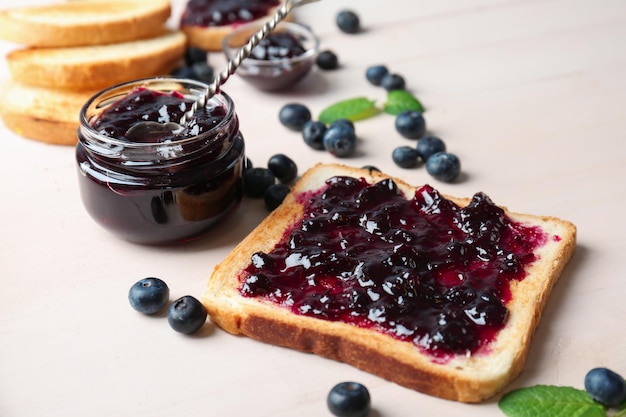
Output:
0,0,171,47
6,31,185,90
0,80,98,145
203,163,577,403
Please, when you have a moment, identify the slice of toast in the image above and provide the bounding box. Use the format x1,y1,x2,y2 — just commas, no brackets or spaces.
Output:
0,0,171,47
202,163,576,403
0,79,98,145
6,30,186,90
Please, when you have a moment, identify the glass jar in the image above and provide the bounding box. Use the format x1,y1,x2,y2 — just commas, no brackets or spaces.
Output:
76,78,246,245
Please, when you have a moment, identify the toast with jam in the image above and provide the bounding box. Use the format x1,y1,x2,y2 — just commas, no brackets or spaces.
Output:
180,0,288,51
202,163,576,403
6,30,186,90
0,0,171,47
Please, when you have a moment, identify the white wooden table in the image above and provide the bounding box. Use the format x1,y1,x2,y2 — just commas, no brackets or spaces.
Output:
1,0,625,416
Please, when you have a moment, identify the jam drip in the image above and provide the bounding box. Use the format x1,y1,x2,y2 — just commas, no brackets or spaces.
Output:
239,176,547,358
181,0,280,28
91,87,227,143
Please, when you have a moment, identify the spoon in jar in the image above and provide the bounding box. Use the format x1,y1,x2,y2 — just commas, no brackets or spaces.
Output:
126,0,320,140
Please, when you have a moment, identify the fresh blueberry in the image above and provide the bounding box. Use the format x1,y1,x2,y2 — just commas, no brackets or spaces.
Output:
330,118,355,131
128,277,169,315
184,46,208,66
380,73,405,91
302,120,327,150
279,103,312,131
585,367,626,407
365,65,388,86
167,295,207,334
190,62,214,82
268,154,298,183
243,167,276,198
392,146,420,168
171,65,196,79
323,123,357,158
245,157,253,170
416,135,446,161
395,110,426,139
426,151,461,182
336,10,360,34
327,382,371,417
264,183,291,211
317,50,339,70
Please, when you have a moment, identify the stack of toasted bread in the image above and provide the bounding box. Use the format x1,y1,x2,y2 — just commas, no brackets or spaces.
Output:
0,0,186,145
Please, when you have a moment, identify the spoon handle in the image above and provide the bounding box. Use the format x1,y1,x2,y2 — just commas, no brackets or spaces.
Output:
179,0,320,125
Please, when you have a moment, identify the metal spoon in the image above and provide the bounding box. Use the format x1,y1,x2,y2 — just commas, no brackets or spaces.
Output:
126,0,320,140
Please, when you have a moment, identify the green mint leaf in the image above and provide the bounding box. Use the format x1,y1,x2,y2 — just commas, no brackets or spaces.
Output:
383,89,425,115
318,97,379,124
498,385,606,417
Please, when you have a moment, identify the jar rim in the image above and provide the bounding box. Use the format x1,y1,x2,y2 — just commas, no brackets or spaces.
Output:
79,77,236,150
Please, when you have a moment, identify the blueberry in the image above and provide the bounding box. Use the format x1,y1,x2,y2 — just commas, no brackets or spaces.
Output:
167,295,207,334
336,10,360,34
317,50,339,70
171,65,196,79
268,154,298,183
245,157,253,170
392,146,420,168
302,120,327,150
330,118,355,131
243,167,276,198
380,73,405,91
190,61,214,82
426,151,461,182
323,123,357,158
128,277,169,315
327,382,371,417
416,135,446,161
264,183,291,211
395,110,426,139
279,103,312,131
184,46,208,66
365,65,388,86
585,368,626,407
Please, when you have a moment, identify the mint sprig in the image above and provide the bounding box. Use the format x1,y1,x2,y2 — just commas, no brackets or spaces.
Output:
498,385,626,417
383,89,425,115
317,90,424,124
318,97,379,124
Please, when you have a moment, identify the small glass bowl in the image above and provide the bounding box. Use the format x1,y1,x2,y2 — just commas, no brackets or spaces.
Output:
223,21,319,91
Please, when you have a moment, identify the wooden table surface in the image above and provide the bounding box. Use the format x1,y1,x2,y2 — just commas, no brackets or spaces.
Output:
1,0,625,416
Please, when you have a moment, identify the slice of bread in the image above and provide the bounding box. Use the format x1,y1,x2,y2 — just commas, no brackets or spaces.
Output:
181,4,288,51
6,30,186,90
202,163,576,403
0,0,171,47
0,79,98,145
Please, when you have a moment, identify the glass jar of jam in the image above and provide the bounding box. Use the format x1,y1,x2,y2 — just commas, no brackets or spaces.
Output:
76,78,246,245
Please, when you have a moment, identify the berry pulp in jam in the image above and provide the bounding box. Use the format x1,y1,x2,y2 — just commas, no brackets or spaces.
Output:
240,176,548,358
181,0,280,27
76,85,245,245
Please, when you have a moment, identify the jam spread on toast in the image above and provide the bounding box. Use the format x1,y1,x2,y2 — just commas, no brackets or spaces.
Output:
181,0,280,28
239,176,548,358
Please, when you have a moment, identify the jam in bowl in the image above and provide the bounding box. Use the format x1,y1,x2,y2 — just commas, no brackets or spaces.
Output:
76,78,246,245
222,21,320,91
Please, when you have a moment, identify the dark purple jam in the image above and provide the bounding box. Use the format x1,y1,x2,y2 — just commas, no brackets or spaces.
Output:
250,32,307,61
239,176,548,358
181,0,280,27
76,87,245,245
